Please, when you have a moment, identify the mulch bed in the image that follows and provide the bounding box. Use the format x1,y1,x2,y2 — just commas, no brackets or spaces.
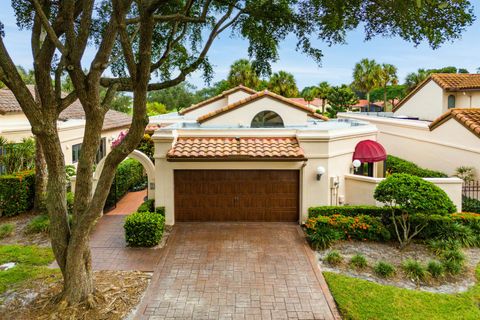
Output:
316,240,480,294
0,212,50,247
1,270,151,320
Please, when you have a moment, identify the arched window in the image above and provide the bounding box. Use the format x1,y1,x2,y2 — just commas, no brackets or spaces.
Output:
448,95,456,109
251,111,284,128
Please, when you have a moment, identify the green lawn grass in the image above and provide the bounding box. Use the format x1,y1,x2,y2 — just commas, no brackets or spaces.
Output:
0,245,58,294
324,266,480,320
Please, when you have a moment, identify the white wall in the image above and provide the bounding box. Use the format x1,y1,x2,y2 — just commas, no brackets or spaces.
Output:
344,174,463,212
394,80,444,121
443,91,480,110
182,90,253,119
338,113,480,176
201,96,312,127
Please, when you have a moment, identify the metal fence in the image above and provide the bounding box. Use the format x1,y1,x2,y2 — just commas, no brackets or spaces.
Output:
463,180,480,200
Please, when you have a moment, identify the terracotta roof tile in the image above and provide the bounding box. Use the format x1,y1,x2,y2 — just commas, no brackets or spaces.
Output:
394,73,480,112
289,98,325,108
179,85,257,115
429,108,480,138
197,90,329,123
167,137,306,160
0,86,131,131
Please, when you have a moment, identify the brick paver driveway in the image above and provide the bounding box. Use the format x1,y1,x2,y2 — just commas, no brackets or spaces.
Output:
135,223,340,320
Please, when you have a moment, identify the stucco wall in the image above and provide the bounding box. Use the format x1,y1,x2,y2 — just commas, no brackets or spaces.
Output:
394,80,444,121
443,91,480,110
183,90,253,119
338,113,480,176
153,125,378,225
201,96,311,127
344,174,463,211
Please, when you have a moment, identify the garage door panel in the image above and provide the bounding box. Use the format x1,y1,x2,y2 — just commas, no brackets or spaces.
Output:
174,170,299,222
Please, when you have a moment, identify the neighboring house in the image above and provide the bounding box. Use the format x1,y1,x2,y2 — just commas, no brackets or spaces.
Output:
149,85,462,225
351,99,383,112
0,86,131,167
393,73,480,121
289,97,326,110
338,73,480,176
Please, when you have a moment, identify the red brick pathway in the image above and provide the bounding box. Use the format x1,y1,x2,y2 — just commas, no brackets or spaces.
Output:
135,223,340,320
106,190,147,215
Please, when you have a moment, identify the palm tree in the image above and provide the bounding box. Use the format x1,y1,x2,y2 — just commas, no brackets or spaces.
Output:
267,71,299,97
301,87,315,107
352,59,381,109
378,64,398,112
314,81,331,114
227,59,260,89
405,69,429,93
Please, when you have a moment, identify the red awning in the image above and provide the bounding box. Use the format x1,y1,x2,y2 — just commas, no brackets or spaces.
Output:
353,140,387,163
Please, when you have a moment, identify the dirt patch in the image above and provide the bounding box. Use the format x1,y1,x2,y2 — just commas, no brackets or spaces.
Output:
0,212,50,247
316,240,480,294
1,270,151,320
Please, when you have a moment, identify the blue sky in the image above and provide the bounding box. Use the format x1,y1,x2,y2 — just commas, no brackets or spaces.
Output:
1,4,479,90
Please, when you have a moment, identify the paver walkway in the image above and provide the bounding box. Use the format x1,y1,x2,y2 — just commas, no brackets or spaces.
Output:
135,223,340,320
107,189,147,215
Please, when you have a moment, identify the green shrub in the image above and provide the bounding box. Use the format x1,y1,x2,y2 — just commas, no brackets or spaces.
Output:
350,254,368,269
307,214,390,242
434,222,477,248
0,170,35,217
105,159,145,208
0,223,15,239
462,196,480,213
440,249,465,275
137,199,154,213
427,239,461,255
386,155,448,178
402,259,428,282
374,261,396,278
155,207,165,216
66,191,75,215
427,260,445,278
324,251,343,266
305,216,342,249
308,206,391,219
124,211,165,247
25,215,50,234
374,173,456,249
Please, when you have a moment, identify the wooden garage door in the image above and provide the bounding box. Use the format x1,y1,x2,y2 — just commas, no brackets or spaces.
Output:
174,170,299,222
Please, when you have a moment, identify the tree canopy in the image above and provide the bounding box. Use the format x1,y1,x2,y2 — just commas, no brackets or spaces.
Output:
0,0,475,307
267,71,299,97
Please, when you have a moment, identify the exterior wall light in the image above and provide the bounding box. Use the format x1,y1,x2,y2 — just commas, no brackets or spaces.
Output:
316,166,326,181
352,159,361,169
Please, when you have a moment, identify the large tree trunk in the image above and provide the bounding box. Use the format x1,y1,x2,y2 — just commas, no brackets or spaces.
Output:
34,137,47,212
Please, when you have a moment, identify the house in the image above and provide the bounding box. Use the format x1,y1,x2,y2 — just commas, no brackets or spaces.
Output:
351,99,383,112
0,86,131,167
338,73,480,176
147,85,461,225
289,97,326,110
393,73,480,121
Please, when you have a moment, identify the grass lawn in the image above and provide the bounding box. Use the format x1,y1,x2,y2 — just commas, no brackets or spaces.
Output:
0,245,58,294
324,266,480,320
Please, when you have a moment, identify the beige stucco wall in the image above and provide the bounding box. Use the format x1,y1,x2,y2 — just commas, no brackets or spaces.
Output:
442,91,480,110
201,96,312,127
394,80,444,121
344,174,463,211
153,124,378,225
338,113,480,176
1,112,125,166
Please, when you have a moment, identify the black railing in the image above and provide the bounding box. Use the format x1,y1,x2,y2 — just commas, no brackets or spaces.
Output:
463,180,480,200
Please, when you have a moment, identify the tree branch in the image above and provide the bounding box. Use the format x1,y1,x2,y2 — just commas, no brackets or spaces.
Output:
30,0,67,54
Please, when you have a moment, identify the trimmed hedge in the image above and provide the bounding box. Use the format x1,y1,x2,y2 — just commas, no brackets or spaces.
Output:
462,196,480,214
306,214,391,243
137,199,154,213
124,211,165,247
386,155,448,178
309,206,391,219
0,170,35,217
105,159,145,208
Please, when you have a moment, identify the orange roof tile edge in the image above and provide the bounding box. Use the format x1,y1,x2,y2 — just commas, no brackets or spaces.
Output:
196,90,329,123
178,85,257,115
167,136,306,160
429,108,480,138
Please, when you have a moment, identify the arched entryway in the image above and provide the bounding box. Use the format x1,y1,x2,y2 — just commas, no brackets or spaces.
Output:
93,149,155,200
